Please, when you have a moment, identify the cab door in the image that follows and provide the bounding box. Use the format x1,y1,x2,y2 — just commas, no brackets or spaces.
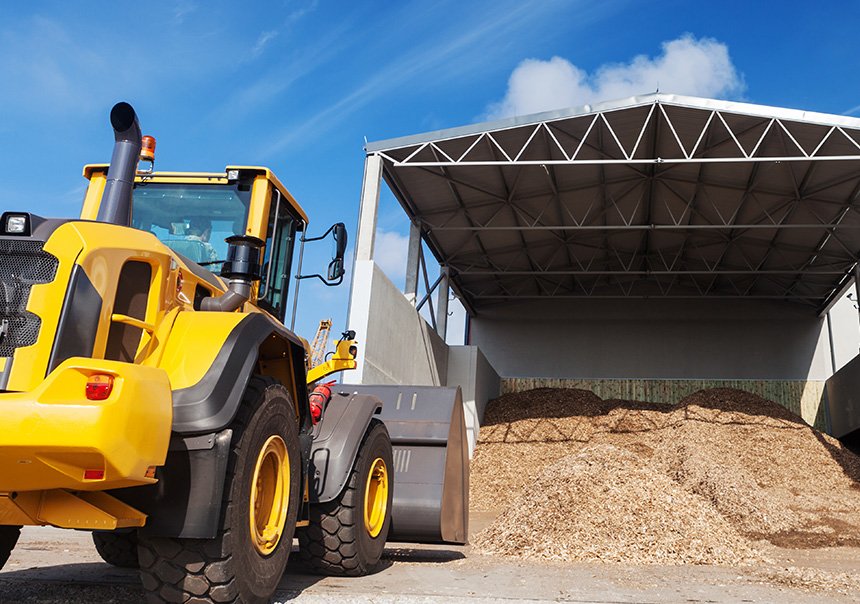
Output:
258,194,299,324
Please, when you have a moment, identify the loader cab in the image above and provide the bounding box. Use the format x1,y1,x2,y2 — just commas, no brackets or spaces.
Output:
80,165,308,322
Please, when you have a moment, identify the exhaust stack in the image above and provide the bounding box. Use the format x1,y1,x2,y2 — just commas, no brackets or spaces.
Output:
97,102,142,226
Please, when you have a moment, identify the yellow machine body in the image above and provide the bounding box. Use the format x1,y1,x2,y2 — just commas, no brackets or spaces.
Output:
0,164,352,532
0,359,171,493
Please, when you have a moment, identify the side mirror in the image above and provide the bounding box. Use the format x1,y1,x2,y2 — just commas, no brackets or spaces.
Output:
327,223,347,281
327,257,344,281
333,222,347,260
295,222,349,287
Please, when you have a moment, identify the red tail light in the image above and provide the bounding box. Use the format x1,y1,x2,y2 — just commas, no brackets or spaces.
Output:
85,374,114,400
84,469,105,480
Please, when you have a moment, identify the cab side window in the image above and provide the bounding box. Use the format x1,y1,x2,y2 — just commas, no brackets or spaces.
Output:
259,197,297,322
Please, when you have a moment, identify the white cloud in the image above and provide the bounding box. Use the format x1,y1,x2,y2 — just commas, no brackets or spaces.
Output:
173,1,197,24
0,13,248,118
374,230,409,284
252,30,279,57
285,0,319,24
487,34,744,119
0,17,111,115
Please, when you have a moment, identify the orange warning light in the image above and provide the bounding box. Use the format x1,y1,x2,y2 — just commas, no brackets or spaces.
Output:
140,135,156,162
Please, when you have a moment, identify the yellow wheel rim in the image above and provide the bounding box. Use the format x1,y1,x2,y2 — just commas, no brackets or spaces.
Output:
249,435,290,556
364,457,388,538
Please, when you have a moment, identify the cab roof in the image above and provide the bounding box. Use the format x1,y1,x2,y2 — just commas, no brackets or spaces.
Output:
83,164,309,224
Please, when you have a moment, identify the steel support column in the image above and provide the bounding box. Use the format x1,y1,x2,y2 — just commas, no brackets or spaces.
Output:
436,265,450,339
854,264,860,345
355,154,383,262
404,221,421,304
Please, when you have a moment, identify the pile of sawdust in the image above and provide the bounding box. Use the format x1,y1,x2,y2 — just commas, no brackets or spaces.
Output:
471,388,860,565
476,444,758,565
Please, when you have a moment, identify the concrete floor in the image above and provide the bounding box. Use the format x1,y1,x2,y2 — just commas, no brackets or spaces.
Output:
0,523,857,603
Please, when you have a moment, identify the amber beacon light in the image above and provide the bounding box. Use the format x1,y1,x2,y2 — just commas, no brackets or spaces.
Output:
140,135,156,162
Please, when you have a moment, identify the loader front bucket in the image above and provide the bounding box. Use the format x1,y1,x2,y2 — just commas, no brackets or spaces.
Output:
347,385,469,545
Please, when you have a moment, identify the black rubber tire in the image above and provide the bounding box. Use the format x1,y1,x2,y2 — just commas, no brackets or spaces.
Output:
137,376,301,604
298,419,393,576
0,525,21,570
93,531,139,568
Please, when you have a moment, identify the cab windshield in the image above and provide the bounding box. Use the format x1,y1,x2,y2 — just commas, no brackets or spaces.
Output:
131,182,251,268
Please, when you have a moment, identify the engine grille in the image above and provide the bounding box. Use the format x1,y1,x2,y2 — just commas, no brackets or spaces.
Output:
0,239,59,356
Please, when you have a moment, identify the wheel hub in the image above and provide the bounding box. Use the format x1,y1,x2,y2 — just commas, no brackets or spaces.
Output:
363,457,388,538
249,435,290,555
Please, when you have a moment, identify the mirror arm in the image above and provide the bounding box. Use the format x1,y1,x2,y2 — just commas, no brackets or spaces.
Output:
295,272,343,287
301,222,339,243
290,221,346,330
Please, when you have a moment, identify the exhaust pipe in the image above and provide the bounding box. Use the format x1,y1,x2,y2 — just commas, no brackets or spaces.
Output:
97,102,142,226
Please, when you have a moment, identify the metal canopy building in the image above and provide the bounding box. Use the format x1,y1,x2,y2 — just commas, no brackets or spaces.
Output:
347,94,860,439
365,93,860,315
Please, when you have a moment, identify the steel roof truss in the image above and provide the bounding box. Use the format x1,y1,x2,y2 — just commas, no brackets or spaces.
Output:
372,98,860,308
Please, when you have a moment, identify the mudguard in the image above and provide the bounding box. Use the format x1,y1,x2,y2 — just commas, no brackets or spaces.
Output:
115,430,233,538
169,312,307,434
112,311,310,538
309,389,383,503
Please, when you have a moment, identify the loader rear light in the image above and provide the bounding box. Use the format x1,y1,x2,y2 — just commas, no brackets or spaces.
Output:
145,466,157,479
85,374,114,400
83,469,105,480
140,135,156,162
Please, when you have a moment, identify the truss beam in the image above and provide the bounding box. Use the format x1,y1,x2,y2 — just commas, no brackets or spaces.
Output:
369,98,860,310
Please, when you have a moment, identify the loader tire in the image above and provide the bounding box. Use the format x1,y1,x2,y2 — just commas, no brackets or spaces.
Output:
137,376,301,604
298,419,393,576
93,530,139,568
0,525,21,570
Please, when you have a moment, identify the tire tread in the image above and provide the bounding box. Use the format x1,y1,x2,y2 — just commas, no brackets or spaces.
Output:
0,525,21,570
93,531,140,569
137,375,296,604
298,419,391,576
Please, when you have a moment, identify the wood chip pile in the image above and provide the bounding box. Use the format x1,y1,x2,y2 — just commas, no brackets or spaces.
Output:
472,388,860,565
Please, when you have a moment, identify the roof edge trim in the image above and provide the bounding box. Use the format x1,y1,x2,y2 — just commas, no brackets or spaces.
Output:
365,93,860,154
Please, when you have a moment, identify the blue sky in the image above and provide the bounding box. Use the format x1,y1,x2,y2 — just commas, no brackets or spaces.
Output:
1,0,858,340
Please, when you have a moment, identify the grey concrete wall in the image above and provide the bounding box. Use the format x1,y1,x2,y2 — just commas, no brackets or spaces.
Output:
346,260,448,386
828,291,860,372
824,352,860,438
470,299,832,381
446,346,501,456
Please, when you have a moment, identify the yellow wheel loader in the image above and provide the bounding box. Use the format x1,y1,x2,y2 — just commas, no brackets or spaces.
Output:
0,102,408,603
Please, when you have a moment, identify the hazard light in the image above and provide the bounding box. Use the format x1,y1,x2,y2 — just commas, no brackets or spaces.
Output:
140,135,156,162
138,135,156,173
85,374,114,400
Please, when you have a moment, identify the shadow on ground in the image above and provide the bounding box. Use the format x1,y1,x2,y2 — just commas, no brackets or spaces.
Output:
382,546,465,563
0,562,142,603
0,549,391,604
